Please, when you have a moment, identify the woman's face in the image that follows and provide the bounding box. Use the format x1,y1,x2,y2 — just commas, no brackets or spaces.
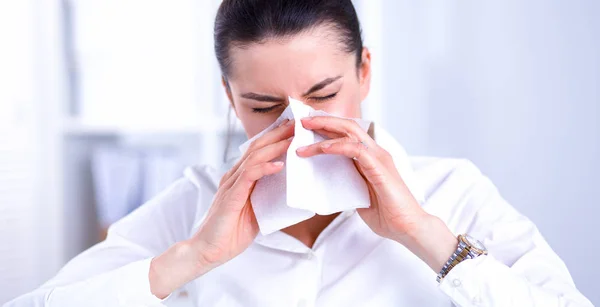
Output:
223,25,372,138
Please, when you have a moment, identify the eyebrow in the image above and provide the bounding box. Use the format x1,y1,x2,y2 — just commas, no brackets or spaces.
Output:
240,92,286,103
302,76,343,96
239,75,343,102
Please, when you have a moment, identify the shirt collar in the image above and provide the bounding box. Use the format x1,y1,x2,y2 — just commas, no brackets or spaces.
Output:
253,209,356,253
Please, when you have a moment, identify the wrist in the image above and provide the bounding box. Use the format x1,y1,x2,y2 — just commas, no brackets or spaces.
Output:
149,240,209,299
149,256,173,300
395,214,458,273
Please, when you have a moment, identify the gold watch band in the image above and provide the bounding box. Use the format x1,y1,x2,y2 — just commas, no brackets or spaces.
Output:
445,243,471,274
437,234,488,283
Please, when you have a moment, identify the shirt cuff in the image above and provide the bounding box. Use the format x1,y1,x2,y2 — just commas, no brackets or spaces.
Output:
438,255,491,306
117,258,171,307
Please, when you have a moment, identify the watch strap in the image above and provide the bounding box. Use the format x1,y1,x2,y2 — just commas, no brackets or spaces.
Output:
436,234,486,283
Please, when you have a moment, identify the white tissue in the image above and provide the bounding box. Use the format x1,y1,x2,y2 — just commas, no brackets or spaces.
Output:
239,97,372,235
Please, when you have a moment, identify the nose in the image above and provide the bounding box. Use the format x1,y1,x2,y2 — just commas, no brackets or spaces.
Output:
288,96,335,114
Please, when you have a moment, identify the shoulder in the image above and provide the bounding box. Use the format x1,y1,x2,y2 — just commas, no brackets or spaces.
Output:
409,156,486,201
181,163,226,231
182,163,223,211
408,157,517,232
146,162,224,204
109,163,222,241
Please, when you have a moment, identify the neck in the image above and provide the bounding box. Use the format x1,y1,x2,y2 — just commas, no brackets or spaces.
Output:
281,213,341,248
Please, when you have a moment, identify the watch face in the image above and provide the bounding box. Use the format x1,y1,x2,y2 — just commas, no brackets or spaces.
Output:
465,234,486,251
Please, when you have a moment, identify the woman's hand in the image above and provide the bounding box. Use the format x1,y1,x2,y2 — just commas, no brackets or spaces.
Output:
296,116,457,272
150,119,294,299
295,116,424,240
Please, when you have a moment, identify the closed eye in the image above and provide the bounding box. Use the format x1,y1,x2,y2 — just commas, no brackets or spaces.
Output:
308,92,337,102
252,93,337,113
252,104,281,113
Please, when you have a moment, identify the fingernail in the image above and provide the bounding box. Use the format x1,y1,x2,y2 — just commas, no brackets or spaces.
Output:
287,136,294,141
321,143,332,149
296,146,308,152
274,161,284,166
302,117,313,121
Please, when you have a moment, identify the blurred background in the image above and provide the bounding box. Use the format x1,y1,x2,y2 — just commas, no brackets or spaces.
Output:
0,0,598,305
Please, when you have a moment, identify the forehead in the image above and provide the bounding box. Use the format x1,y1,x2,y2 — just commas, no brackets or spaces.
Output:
227,27,355,92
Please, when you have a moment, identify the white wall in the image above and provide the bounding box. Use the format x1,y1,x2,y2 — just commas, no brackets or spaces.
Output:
0,0,66,302
377,1,599,304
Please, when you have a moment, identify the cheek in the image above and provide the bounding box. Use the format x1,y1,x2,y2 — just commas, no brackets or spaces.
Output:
317,92,362,119
238,110,281,138
323,104,357,118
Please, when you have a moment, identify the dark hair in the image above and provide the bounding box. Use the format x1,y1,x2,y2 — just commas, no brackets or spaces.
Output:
214,0,364,78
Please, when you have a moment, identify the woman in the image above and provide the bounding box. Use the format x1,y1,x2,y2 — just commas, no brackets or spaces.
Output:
6,0,592,306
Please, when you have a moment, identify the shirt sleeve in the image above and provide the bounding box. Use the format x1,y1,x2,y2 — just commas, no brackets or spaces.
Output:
3,176,205,307
436,162,593,307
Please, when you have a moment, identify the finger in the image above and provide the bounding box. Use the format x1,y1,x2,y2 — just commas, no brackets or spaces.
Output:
223,136,292,190
311,128,343,140
296,137,350,157
247,119,295,153
302,116,388,158
319,139,380,170
221,119,294,185
244,135,293,166
301,116,367,143
228,161,285,206
229,119,293,177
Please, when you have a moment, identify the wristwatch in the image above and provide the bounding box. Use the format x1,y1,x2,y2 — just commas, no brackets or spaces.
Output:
437,234,488,283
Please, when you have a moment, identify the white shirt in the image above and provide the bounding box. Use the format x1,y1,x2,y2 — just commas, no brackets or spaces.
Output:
5,128,592,307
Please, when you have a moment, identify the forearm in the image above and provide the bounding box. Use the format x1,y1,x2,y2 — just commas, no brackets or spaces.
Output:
394,214,458,273
5,259,164,307
394,214,593,307
437,254,594,307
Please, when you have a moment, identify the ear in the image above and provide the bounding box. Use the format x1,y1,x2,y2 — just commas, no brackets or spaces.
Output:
358,47,372,102
222,76,238,117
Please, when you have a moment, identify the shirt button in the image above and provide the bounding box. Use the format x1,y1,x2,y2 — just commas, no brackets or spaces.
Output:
306,252,315,260
452,279,462,287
